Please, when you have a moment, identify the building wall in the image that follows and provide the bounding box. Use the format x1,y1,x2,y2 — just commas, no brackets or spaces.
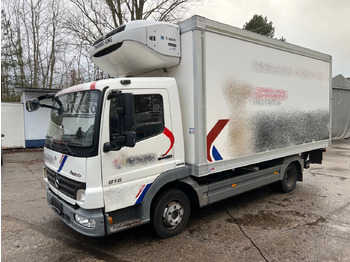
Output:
22,92,52,147
1,103,25,148
332,75,350,139
1,91,54,148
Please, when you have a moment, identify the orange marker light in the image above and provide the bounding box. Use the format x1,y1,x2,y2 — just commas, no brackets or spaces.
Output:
232,184,237,188
108,216,113,225
274,171,278,175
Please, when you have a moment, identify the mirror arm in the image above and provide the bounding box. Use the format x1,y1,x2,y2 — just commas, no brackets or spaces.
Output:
103,142,122,152
40,104,60,110
37,93,56,101
107,90,121,100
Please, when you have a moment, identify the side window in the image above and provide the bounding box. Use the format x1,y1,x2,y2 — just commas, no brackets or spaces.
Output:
134,94,164,142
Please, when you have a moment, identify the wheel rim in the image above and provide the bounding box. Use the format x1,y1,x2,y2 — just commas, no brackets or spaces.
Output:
162,201,184,228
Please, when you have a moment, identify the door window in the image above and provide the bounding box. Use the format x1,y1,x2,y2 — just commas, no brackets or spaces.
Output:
109,94,164,143
134,94,164,141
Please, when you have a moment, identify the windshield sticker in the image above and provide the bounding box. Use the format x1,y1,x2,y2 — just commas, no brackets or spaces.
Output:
62,102,97,117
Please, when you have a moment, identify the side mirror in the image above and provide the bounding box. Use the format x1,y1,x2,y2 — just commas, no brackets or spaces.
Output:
104,92,135,153
124,131,136,147
118,93,134,131
26,99,40,112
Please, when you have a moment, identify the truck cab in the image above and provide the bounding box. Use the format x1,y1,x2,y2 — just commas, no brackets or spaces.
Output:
41,78,185,236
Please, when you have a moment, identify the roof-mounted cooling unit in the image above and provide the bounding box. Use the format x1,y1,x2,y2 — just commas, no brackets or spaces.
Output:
89,20,181,76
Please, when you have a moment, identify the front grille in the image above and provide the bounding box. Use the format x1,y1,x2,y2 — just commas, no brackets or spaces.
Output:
46,167,86,199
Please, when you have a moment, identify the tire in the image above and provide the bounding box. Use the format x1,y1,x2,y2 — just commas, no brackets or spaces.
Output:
281,163,298,193
152,189,191,238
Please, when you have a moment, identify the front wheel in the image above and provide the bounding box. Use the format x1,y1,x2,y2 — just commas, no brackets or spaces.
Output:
152,189,191,238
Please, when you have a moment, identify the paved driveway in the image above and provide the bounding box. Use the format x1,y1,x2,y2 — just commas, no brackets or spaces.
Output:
2,140,350,261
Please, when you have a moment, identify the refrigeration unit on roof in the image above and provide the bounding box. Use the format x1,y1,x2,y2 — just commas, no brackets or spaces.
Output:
89,20,181,77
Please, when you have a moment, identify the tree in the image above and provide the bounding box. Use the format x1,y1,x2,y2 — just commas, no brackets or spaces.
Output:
243,14,286,41
65,0,200,80
68,0,196,37
1,0,66,92
1,0,201,100
65,0,199,46
243,14,275,38
1,7,26,101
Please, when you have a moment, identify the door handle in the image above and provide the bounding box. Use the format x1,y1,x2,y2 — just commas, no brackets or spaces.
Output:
158,154,173,160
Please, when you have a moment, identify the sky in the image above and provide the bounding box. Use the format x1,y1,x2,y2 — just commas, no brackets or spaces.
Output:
193,0,350,77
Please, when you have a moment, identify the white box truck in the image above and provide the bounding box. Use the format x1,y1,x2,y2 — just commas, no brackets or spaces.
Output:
26,16,331,238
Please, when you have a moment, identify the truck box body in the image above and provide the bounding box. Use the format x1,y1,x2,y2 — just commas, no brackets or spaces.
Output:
138,16,331,177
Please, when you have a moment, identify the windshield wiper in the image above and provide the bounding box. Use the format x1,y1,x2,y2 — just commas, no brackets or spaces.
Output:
57,141,76,156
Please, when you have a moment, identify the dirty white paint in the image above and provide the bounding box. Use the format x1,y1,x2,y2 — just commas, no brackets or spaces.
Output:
104,174,159,212
205,30,330,161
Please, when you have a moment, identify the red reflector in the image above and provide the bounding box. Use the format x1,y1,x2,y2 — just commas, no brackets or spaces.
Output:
90,81,97,90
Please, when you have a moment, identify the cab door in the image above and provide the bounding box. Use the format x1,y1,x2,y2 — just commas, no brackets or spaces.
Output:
101,88,175,212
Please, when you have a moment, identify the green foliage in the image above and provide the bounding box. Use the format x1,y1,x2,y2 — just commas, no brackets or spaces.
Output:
243,14,275,38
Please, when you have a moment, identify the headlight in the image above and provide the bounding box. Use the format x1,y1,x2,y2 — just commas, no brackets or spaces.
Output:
43,167,48,181
76,189,85,202
75,213,96,228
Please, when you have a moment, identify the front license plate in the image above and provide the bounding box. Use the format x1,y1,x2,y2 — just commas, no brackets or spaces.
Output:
51,196,63,214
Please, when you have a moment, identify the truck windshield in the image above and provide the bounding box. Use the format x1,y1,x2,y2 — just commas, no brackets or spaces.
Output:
46,90,100,155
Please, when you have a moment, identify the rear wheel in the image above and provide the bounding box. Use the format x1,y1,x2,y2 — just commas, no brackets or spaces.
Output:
152,189,190,238
281,163,298,193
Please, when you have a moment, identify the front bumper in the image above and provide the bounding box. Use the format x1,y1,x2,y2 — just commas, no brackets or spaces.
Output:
46,187,106,237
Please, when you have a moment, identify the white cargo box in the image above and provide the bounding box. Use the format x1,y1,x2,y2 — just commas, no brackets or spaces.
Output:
142,16,332,176
91,16,331,177
89,20,180,76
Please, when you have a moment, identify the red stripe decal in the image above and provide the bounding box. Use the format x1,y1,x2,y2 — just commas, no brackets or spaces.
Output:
163,127,175,156
90,81,97,90
207,119,229,162
135,185,145,198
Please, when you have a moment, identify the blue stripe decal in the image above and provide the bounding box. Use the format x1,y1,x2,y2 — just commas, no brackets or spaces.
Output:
57,155,68,172
212,145,223,161
135,183,152,205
